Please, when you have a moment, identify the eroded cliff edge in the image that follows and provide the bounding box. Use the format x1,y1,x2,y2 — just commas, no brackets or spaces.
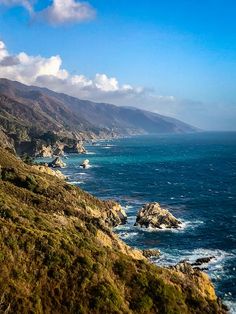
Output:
0,148,227,313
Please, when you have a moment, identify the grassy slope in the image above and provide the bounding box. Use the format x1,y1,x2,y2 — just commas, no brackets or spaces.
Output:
0,148,226,314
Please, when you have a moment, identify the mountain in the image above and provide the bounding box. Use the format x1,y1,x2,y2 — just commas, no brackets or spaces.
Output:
0,78,197,154
0,147,226,313
37,89,197,134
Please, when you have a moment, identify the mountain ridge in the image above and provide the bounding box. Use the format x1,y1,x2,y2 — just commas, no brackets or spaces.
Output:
0,78,198,155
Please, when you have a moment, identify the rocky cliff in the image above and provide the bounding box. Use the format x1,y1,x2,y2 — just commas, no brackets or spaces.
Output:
0,148,227,313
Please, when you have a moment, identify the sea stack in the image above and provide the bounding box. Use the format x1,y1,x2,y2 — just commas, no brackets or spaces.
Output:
80,159,90,169
135,202,182,229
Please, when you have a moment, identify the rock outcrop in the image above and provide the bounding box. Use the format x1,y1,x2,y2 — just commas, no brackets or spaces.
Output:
36,141,86,158
64,142,86,154
37,144,54,158
53,142,65,156
172,261,196,275
0,129,15,153
142,249,161,258
135,202,182,229
102,201,127,227
31,165,66,180
48,157,66,168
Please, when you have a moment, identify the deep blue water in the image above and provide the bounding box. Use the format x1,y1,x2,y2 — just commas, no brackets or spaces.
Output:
41,132,236,312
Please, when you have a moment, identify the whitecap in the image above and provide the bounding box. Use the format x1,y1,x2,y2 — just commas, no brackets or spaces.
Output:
225,300,236,314
119,232,139,240
187,248,232,266
134,219,204,233
68,181,84,185
124,205,134,211
154,248,233,270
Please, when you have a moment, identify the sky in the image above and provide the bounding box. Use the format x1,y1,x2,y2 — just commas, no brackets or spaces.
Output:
0,0,236,130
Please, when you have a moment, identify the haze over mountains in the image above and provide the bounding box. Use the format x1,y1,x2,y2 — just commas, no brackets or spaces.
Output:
0,78,197,153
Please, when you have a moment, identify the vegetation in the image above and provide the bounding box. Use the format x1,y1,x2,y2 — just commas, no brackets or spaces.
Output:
0,148,227,313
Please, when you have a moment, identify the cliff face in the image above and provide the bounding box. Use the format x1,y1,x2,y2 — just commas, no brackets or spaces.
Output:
0,129,15,153
0,148,226,313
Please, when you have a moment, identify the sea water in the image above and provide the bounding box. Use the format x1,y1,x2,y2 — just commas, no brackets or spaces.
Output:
46,132,236,312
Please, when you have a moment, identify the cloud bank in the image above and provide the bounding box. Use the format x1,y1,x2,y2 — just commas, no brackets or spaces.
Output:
0,0,96,25
0,40,154,102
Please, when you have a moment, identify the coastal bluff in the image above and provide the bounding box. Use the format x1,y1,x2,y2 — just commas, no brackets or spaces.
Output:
0,148,227,313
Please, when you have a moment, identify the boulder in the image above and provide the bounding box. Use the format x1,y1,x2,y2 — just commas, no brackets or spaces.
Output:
48,157,66,168
142,249,161,258
80,159,90,169
134,202,181,229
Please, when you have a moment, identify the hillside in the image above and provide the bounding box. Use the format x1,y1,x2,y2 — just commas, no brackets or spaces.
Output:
0,78,197,155
0,148,227,313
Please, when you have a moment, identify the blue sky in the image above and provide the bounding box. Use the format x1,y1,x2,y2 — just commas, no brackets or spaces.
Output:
0,0,236,130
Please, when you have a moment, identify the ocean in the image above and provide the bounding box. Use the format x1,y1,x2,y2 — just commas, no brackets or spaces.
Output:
45,132,236,312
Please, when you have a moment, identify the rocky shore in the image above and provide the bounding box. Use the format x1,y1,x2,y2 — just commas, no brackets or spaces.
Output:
0,147,228,313
36,141,87,158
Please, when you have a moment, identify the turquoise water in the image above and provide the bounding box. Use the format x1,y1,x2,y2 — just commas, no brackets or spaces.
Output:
42,132,236,312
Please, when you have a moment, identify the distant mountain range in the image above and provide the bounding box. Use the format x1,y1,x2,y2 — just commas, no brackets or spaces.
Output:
0,78,197,153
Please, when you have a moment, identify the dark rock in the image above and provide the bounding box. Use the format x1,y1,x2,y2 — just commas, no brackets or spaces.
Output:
191,256,215,266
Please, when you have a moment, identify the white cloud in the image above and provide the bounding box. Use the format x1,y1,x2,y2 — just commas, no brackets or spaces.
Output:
0,40,148,102
0,0,33,13
37,0,96,26
0,41,8,60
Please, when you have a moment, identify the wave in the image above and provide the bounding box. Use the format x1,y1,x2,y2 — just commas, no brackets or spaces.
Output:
68,181,84,185
154,248,233,269
225,300,236,314
124,205,134,211
133,219,204,233
118,231,139,240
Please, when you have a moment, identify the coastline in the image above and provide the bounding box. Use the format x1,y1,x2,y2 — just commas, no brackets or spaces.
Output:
0,142,229,313
57,132,236,312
